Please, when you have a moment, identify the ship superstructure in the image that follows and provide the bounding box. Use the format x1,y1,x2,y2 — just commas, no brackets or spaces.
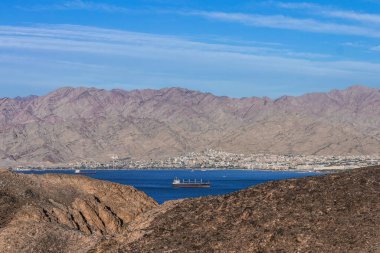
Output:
172,177,210,188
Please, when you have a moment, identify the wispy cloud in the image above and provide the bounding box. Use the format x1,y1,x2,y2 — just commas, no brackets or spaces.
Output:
0,25,379,98
341,41,369,49
324,10,380,24
19,0,131,13
64,0,129,12
271,1,380,24
273,2,319,10
18,1,380,37
184,11,380,38
0,24,325,58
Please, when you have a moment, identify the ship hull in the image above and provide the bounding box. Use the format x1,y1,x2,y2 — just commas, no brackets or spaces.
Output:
172,184,210,188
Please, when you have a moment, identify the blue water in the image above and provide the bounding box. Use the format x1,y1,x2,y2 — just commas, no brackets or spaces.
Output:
21,169,320,204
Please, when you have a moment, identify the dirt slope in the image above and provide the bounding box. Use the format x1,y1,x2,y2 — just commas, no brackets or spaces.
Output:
93,167,380,253
0,169,157,253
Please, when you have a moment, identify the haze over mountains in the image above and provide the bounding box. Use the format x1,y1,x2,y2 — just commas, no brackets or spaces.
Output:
0,85,379,164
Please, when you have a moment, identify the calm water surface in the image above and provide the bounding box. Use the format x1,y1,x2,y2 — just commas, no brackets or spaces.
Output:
23,169,320,204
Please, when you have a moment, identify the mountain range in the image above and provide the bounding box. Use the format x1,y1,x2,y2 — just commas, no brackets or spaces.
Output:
1,85,379,164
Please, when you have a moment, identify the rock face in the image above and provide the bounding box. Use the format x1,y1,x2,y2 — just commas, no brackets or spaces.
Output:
0,169,157,253
93,166,380,253
0,167,379,252
1,85,380,164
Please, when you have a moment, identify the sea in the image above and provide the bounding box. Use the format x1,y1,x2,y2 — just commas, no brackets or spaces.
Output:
21,169,321,204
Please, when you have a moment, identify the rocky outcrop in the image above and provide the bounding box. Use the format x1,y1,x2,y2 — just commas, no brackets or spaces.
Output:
1,85,380,164
0,167,379,252
92,166,380,253
0,169,157,253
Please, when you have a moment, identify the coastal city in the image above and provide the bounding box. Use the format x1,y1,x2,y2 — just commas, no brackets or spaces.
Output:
16,149,380,172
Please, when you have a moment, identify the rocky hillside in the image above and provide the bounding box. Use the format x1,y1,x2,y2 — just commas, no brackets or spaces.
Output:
1,85,380,163
0,167,379,252
0,169,157,253
95,166,380,253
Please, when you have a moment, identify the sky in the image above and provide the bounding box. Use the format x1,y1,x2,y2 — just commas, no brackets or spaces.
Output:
0,0,380,98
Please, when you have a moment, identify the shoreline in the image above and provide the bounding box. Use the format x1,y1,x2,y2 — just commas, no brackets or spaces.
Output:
12,167,340,173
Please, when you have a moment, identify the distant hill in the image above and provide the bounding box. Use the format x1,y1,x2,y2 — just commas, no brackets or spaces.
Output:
0,85,379,163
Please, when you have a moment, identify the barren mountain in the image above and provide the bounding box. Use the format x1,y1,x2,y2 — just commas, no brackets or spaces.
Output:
0,169,157,253
1,167,378,252
93,166,380,253
1,85,380,163
125,167,380,253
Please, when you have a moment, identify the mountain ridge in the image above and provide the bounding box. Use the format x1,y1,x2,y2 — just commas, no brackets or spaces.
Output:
1,85,379,164
4,84,377,102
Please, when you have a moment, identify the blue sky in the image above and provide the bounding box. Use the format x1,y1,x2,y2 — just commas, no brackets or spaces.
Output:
0,0,380,98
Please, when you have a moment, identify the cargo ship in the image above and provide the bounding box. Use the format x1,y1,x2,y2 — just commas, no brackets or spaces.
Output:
172,177,210,188
74,169,96,175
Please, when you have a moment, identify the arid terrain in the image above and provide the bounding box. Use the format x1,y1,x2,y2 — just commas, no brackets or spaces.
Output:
0,166,379,253
0,169,157,253
1,85,380,164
